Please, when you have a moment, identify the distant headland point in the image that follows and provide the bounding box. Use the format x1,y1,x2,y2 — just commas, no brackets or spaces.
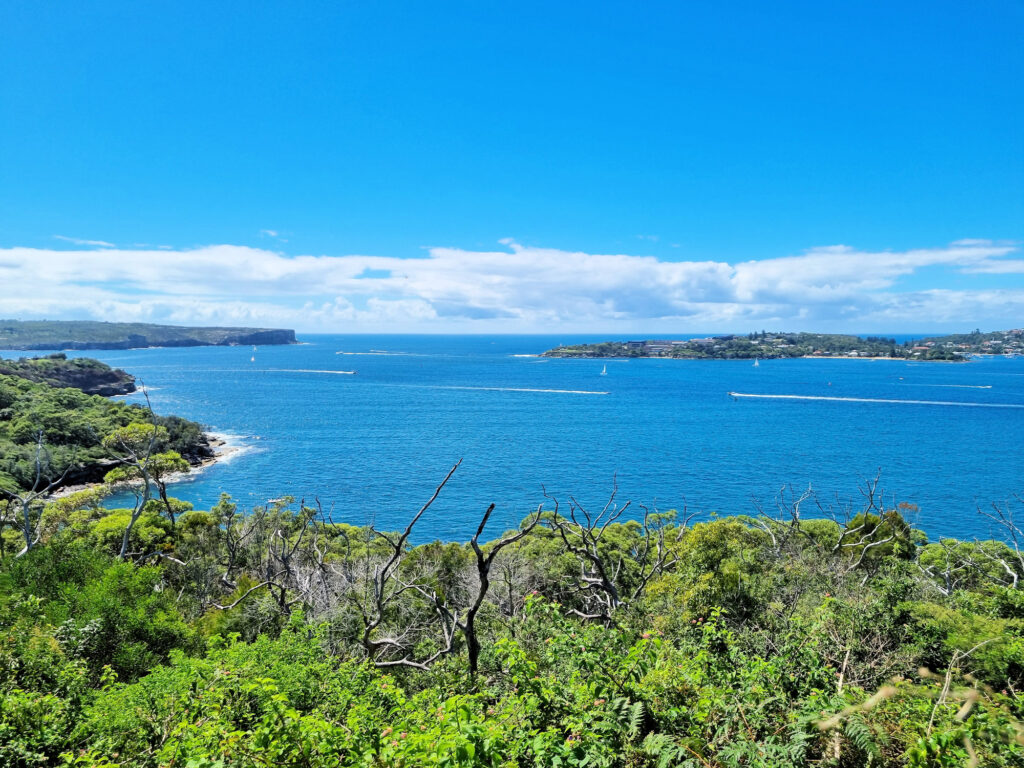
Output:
0,320,297,351
542,329,1024,362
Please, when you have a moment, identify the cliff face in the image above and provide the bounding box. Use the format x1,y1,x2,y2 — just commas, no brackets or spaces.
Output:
0,354,136,396
43,329,298,349
55,367,137,396
225,329,296,346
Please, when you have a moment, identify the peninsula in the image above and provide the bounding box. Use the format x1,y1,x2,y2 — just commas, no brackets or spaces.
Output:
0,320,297,350
0,355,213,493
0,352,136,396
543,329,1024,361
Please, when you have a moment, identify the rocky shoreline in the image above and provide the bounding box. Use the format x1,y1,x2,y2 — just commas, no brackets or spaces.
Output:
52,431,239,500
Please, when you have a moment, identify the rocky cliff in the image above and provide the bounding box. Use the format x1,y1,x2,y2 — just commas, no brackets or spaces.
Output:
0,354,136,396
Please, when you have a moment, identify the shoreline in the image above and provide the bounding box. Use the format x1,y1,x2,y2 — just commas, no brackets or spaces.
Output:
194,431,251,471
52,430,247,499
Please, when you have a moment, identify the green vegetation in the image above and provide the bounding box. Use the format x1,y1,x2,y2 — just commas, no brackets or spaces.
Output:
916,329,1024,357
0,320,296,350
0,372,209,495
0,354,135,396
542,330,1007,361
1,465,1022,766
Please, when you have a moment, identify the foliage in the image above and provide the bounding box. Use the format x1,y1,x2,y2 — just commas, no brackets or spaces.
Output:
0,490,1022,766
0,374,207,494
0,353,135,396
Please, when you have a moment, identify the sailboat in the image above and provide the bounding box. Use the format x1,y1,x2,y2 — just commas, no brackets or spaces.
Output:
600,365,607,376
753,358,760,367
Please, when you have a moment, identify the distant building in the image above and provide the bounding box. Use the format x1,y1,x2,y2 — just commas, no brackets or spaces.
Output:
645,341,672,352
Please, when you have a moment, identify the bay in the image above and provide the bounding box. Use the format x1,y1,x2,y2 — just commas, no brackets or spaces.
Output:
6,334,1023,542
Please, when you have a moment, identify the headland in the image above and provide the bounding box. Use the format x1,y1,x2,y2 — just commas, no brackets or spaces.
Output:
0,319,296,350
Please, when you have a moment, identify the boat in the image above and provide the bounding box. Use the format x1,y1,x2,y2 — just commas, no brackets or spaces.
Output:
250,355,255,362
753,358,760,367
600,365,607,376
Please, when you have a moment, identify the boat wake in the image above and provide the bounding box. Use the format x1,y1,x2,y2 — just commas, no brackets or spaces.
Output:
906,383,992,389
335,351,425,356
428,385,609,395
727,392,1024,408
266,369,357,375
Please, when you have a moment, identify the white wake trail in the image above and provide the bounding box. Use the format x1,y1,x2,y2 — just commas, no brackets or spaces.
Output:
432,385,608,395
728,392,1023,408
905,383,992,389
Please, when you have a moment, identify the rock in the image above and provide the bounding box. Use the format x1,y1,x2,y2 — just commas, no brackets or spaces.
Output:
0,354,136,396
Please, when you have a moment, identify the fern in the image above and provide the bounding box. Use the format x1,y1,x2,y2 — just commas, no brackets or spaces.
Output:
627,700,645,741
844,713,881,763
608,697,647,742
641,733,689,768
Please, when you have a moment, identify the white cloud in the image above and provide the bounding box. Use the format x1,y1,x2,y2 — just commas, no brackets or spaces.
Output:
959,259,1024,274
53,235,116,247
1,238,1021,332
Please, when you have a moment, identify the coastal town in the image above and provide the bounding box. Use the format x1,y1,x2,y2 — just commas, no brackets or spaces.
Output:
543,328,1024,361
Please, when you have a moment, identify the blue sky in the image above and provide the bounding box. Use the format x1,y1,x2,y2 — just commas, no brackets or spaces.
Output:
1,1,1022,332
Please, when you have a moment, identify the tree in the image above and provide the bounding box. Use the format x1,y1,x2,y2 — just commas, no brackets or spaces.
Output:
102,422,166,559
4,429,75,556
975,496,1024,589
543,483,687,622
104,449,189,526
410,502,543,675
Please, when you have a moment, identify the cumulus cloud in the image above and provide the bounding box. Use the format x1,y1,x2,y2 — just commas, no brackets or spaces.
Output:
1,238,1022,332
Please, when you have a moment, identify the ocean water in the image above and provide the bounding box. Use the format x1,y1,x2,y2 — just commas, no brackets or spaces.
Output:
5,335,1024,542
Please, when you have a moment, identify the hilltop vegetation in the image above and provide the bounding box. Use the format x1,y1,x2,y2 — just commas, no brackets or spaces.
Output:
917,328,1024,356
0,320,296,350
0,353,135,396
0,370,210,493
1,463,1022,766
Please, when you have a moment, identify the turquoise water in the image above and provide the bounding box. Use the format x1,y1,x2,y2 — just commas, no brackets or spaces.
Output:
6,335,1024,542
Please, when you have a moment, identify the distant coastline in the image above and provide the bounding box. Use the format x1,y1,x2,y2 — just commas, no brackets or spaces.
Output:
0,319,297,351
542,329,1024,362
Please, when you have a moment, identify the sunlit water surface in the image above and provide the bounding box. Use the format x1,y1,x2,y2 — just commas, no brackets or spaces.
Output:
5,335,1023,542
